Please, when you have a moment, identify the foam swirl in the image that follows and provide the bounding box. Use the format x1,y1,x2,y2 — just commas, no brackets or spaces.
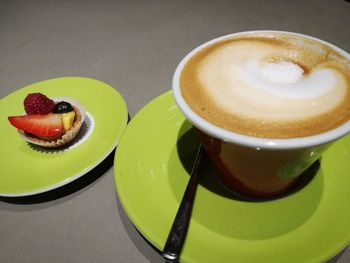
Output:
180,33,350,138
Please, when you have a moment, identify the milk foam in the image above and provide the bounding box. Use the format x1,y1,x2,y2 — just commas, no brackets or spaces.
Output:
260,61,304,84
180,33,350,138
241,60,338,99
198,38,347,121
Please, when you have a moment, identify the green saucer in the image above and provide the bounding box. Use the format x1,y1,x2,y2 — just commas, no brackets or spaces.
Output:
114,91,350,263
0,77,128,196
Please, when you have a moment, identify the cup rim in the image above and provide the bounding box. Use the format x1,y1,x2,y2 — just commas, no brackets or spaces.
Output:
172,30,350,149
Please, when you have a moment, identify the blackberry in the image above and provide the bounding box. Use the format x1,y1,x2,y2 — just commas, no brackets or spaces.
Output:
53,101,74,113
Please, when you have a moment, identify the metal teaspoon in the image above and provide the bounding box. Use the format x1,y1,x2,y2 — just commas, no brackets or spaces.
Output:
162,144,205,263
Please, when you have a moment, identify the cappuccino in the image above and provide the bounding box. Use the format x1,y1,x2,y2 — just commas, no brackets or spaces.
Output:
180,32,350,138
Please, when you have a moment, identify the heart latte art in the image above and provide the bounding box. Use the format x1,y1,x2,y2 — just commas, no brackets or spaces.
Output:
180,33,350,138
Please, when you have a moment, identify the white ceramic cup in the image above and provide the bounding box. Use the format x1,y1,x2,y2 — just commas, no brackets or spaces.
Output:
173,30,350,198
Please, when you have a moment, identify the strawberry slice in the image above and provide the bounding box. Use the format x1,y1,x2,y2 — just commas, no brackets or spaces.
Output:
8,114,64,139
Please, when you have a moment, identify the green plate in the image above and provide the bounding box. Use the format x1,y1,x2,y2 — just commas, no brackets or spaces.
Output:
0,77,128,196
114,90,350,263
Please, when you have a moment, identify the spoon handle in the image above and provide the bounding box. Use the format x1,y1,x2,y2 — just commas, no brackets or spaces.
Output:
162,144,205,263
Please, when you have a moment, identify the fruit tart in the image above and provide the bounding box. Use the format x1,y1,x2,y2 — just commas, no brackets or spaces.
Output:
8,93,85,148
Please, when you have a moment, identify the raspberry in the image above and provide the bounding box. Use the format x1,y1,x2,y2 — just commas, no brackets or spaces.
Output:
24,93,55,115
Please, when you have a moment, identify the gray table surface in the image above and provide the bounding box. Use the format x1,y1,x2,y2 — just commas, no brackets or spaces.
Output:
1,1,350,262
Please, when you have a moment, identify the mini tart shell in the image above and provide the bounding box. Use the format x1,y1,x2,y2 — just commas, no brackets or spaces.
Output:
17,97,86,148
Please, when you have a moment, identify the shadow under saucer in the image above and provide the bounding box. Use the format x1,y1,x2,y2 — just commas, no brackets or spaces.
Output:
0,148,115,205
